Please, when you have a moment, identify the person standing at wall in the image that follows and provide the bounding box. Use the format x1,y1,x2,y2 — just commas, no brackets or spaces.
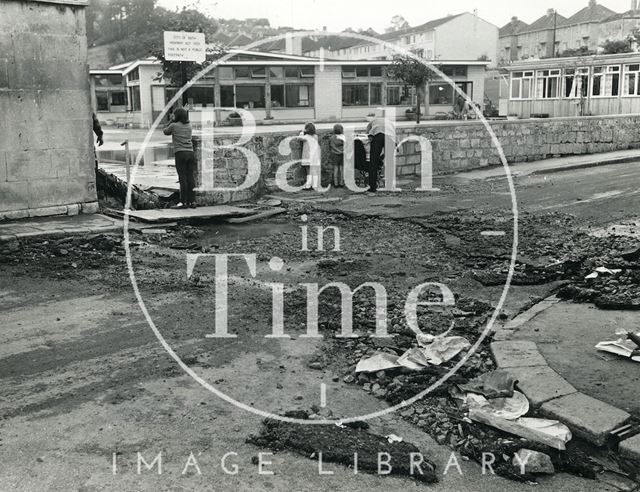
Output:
299,122,321,191
365,108,395,193
92,113,103,170
163,108,196,209
329,123,346,188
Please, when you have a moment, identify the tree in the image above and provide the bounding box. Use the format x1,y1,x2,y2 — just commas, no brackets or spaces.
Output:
386,54,441,124
387,15,409,33
601,39,632,54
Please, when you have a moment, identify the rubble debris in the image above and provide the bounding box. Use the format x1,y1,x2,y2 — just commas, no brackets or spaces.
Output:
621,245,640,262
468,410,572,450
466,391,530,420
386,434,403,444
585,267,622,280
596,331,640,363
247,418,437,483
226,207,286,224
416,333,471,366
458,369,517,399
355,353,401,373
512,449,555,475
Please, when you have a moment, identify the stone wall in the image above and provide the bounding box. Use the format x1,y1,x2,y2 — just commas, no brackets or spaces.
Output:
0,0,98,220
193,114,640,201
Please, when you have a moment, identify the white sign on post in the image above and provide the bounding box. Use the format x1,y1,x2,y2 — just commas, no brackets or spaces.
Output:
163,31,206,63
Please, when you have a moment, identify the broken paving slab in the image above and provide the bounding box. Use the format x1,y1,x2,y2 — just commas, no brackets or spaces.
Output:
490,341,547,368
619,433,640,463
504,365,577,408
247,419,437,483
123,205,255,223
503,296,561,330
540,392,631,447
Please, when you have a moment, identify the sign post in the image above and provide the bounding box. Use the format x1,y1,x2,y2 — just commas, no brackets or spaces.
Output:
163,31,206,106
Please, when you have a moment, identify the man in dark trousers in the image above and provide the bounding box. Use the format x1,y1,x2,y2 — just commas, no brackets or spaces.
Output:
365,108,395,193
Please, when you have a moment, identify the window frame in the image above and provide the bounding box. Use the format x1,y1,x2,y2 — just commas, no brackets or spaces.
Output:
536,69,561,100
623,64,640,97
510,70,534,100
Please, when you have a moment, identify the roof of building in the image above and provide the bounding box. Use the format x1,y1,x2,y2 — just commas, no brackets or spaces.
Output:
503,51,640,70
601,9,640,23
499,18,529,37
566,1,615,24
520,11,568,34
378,13,465,41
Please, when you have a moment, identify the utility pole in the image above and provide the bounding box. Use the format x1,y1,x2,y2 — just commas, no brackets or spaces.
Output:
552,9,557,58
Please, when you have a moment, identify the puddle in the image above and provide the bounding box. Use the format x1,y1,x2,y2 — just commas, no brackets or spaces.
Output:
197,222,298,246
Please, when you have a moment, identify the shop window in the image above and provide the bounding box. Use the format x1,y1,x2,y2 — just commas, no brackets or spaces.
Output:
536,69,560,99
220,86,234,107
236,85,265,108
343,84,369,106
271,84,285,107
286,84,313,107
387,85,411,105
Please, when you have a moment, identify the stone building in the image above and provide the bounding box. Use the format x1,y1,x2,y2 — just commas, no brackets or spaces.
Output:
0,0,97,220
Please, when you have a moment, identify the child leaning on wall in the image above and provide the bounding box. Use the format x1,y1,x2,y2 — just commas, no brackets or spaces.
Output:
329,123,346,188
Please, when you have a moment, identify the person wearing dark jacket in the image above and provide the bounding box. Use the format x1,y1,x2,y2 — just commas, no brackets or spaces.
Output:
163,108,196,209
92,113,103,170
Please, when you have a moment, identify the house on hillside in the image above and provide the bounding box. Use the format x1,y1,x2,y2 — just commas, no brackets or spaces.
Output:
89,49,488,128
555,0,615,54
304,12,499,67
499,17,529,64
511,9,568,61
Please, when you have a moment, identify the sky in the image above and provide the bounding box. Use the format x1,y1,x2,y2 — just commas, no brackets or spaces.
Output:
157,0,636,32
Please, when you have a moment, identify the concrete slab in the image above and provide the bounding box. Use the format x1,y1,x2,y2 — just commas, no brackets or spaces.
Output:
124,206,255,223
505,365,577,408
490,341,547,368
503,296,560,330
541,392,631,446
619,433,640,463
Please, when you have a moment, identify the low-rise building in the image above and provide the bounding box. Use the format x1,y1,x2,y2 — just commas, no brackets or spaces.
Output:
305,12,499,67
500,52,640,118
90,50,488,128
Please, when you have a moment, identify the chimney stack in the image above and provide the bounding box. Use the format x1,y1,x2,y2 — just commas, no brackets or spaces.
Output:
632,0,638,11
589,0,596,8
547,8,555,16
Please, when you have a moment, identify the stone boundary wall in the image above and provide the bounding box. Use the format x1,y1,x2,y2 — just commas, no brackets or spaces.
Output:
193,114,640,202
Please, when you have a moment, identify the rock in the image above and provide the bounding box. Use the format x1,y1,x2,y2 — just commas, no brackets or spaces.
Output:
343,374,355,384
512,449,555,475
308,361,324,370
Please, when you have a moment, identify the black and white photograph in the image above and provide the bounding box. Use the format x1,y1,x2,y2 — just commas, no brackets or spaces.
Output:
1,0,639,490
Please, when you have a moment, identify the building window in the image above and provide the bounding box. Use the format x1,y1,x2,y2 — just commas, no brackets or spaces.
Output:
343,84,369,106
271,84,285,107
94,74,124,86
510,71,534,100
251,67,267,78
96,92,109,112
269,67,284,79
286,84,313,107
356,66,369,77
387,85,411,105
219,67,234,79
564,68,589,98
342,66,357,78
236,85,265,108
370,66,383,77
130,86,141,111
185,86,214,107
235,67,251,78
299,66,314,78
370,83,382,105
592,65,620,97
220,85,234,107
536,69,560,99
624,64,640,95
110,91,127,107
430,84,454,105
442,66,467,77
127,68,139,82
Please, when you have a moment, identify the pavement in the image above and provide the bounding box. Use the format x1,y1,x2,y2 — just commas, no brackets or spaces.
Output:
0,214,122,243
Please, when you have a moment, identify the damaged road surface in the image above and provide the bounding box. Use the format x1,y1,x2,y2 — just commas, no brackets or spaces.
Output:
2,157,640,491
